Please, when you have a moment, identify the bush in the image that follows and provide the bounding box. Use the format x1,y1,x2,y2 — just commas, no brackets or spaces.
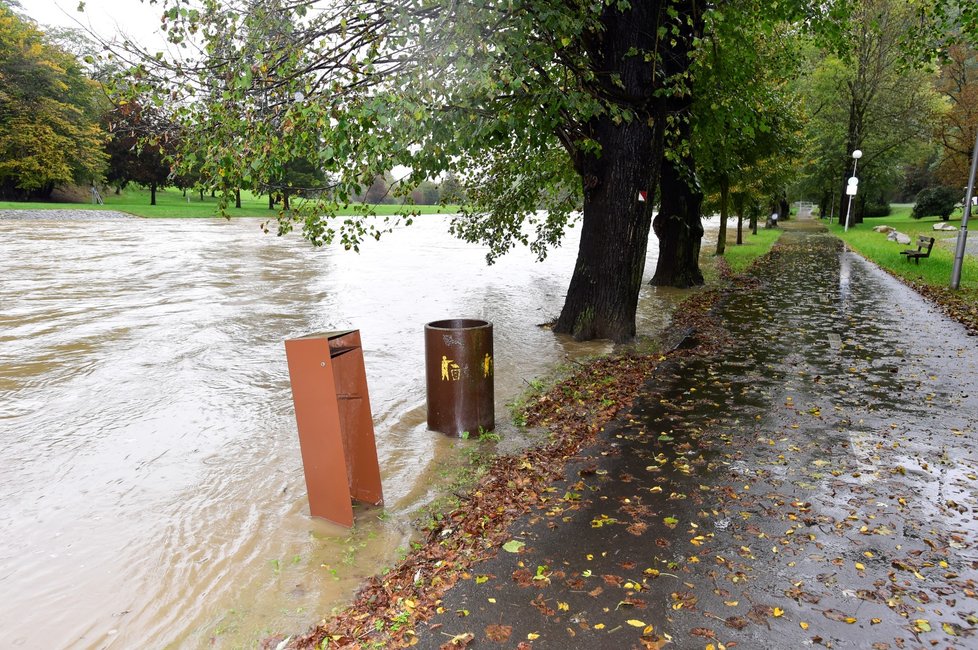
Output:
862,201,891,218
912,186,960,220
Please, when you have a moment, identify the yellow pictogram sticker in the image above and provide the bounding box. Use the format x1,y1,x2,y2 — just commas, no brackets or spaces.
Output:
482,353,493,378
441,355,461,381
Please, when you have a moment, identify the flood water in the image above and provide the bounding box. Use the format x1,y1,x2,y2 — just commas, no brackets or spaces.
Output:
0,212,715,648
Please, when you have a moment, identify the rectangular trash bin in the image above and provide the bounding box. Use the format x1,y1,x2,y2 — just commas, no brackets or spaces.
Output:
285,330,383,527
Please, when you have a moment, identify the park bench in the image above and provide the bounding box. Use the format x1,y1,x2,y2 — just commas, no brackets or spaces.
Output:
899,235,935,264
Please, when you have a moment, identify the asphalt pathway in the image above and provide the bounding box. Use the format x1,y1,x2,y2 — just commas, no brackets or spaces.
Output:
416,223,978,649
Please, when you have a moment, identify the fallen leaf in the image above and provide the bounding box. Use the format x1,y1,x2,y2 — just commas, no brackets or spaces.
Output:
725,616,749,630
690,627,717,638
913,619,931,633
439,632,474,649
485,625,512,642
503,540,525,553
627,619,647,627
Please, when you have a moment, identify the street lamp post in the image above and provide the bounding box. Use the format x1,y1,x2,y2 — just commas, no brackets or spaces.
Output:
844,149,862,233
950,130,978,290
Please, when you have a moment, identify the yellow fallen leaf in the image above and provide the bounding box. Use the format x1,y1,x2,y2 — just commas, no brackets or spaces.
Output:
557,601,569,611
724,600,739,607
488,598,496,603
626,619,647,627
800,622,809,630
527,632,540,640
855,562,865,570
773,607,784,617
594,623,606,630
913,619,931,632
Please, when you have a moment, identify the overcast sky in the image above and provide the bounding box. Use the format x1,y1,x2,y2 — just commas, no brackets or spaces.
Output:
26,0,166,46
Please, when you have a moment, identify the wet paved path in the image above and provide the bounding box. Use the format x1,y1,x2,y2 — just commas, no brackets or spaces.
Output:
417,224,978,649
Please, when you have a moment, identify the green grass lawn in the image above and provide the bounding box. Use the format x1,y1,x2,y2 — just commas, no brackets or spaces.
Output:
699,221,782,284
827,204,978,334
829,205,978,290
721,226,782,274
0,186,460,218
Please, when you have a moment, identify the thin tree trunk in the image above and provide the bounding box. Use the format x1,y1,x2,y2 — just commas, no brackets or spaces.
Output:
235,189,242,209
150,182,157,206
715,175,729,256
734,193,745,245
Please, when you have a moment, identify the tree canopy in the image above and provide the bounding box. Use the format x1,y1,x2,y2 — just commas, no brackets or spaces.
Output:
97,0,978,341
0,4,106,199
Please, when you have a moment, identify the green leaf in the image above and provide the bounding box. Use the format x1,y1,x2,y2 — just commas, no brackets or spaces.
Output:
502,540,525,553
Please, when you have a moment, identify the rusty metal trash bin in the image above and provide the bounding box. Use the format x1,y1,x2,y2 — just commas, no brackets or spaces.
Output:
425,319,494,436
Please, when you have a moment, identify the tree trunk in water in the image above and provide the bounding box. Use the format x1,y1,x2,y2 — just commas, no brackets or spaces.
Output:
651,153,704,287
150,183,157,206
554,119,657,343
553,1,662,343
649,0,704,288
715,175,729,256
235,189,241,209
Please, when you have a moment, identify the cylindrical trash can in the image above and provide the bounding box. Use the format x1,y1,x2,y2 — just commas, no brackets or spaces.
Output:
425,319,494,436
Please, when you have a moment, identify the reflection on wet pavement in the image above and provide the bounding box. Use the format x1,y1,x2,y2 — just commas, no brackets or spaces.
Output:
423,228,978,649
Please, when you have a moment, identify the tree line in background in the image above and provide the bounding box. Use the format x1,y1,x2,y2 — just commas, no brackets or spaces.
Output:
2,0,977,340
0,1,464,207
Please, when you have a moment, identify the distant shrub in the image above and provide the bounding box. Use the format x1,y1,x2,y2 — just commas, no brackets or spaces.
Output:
912,186,960,220
862,202,891,218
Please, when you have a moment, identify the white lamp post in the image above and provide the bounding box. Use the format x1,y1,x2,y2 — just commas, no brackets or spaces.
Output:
844,149,862,233
950,130,978,290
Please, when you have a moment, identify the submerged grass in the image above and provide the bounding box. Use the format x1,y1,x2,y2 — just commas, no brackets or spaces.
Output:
0,186,460,219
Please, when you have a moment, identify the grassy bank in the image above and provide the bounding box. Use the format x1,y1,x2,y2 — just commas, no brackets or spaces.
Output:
700,219,783,283
829,206,978,333
0,187,460,218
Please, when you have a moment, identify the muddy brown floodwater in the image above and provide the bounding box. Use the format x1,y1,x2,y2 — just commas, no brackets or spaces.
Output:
0,212,717,648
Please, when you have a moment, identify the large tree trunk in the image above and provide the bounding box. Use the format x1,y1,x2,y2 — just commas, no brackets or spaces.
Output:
650,0,704,288
554,116,657,343
652,152,705,287
552,1,664,343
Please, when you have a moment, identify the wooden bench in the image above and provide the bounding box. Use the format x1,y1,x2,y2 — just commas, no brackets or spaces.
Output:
900,236,935,264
